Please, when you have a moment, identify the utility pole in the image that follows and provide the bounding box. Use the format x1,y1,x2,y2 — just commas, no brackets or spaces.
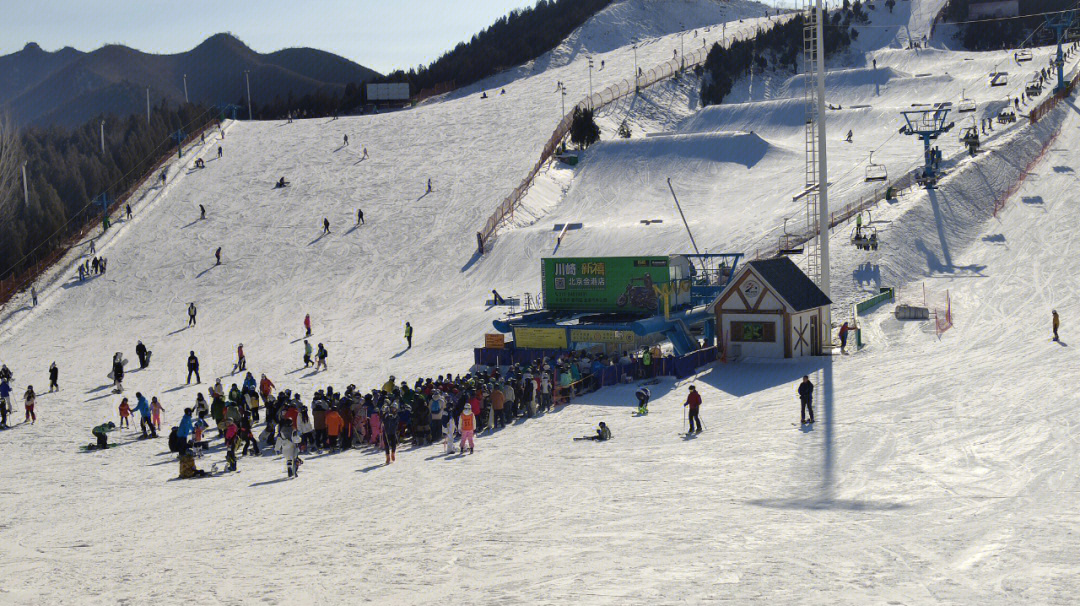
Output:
244,70,253,120
633,44,639,91
680,29,686,69
100,120,105,154
183,73,189,103
814,0,831,339
146,87,151,124
557,82,566,119
21,161,28,209
587,57,594,110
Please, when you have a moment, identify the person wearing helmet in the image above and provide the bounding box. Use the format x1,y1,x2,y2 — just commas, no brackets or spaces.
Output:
382,376,396,394
635,386,651,415
23,385,36,424
684,385,702,433
459,403,476,454
580,421,612,441
90,421,117,449
381,404,400,464
235,343,246,372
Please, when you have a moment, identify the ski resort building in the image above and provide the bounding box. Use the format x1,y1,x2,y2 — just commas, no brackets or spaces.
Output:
709,257,831,359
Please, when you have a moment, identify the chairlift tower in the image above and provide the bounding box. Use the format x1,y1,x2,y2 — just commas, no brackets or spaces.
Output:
802,0,831,345
900,107,954,187
1045,11,1076,94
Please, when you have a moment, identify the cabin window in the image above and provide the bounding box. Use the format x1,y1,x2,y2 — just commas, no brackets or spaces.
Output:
730,321,776,342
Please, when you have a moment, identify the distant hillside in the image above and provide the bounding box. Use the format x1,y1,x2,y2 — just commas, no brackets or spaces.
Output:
0,34,381,127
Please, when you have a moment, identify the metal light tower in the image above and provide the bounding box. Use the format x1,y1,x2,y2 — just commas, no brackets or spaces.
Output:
633,44,639,91
21,161,29,209
587,57,594,110
146,87,151,124
244,70,253,120
814,0,831,341
1045,11,1076,94
183,73,189,103
558,82,566,119
100,120,105,154
801,0,831,344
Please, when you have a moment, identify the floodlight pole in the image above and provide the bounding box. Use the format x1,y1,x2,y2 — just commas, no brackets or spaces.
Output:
815,0,832,338
183,73,189,103
21,161,29,208
587,57,594,110
100,120,105,154
244,70,253,120
146,87,151,124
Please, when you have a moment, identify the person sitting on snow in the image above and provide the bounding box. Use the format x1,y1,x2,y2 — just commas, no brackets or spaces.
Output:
582,422,612,441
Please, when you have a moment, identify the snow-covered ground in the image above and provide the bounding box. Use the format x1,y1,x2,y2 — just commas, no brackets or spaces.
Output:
2,0,1080,602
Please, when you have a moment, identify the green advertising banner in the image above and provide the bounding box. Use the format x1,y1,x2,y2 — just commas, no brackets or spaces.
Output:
542,256,669,314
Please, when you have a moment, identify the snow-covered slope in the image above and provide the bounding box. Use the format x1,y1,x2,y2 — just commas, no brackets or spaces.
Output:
2,0,1079,602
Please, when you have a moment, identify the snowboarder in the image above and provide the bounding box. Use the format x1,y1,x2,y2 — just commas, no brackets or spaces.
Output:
215,247,222,265
303,340,313,367
357,209,364,225
133,392,157,438
187,351,200,384
635,386,650,414
838,322,851,353
188,302,197,326
24,385,36,424
90,422,117,449
200,204,206,220
315,343,328,371
426,178,432,193
275,177,289,189
1053,309,1060,341
798,375,815,424
684,385,702,434
276,421,302,477
343,134,349,146
48,362,58,392
235,343,246,372
135,340,149,368
578,422,611,441
304,313,312,337
111,353,125,393
323,218,330,234
404,322,413,349
459,404,476,454
845,129,853,143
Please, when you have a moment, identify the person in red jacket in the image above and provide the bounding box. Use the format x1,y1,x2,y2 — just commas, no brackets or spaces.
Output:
259,374,275,404
838,322,851,353
304,314,312,337
684,385,702,434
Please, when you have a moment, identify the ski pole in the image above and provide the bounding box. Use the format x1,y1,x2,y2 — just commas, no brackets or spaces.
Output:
683,404,687,433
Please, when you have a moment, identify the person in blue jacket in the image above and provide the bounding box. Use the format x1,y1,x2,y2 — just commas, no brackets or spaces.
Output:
176,408,194,452
133,392,157,438
0,377,11,428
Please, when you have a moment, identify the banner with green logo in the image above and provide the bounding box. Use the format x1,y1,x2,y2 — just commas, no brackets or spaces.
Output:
542,257,669,314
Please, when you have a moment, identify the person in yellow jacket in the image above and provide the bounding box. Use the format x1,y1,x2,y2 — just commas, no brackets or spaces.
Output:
382,376,396,393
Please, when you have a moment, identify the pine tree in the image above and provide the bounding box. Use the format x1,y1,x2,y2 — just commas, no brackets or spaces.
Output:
570,107,600,149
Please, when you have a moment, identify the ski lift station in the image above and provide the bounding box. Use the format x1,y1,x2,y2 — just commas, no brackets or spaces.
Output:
490,253,742,357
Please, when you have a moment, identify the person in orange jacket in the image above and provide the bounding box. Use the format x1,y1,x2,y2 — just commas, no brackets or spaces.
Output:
324,407,344,450
259,374,275,404
459,405,476,454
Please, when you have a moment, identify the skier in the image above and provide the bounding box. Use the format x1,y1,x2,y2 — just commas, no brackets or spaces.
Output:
798,375,815,424
0,377,11,428
381,404,400,464
426,178,432,193
404,321,413,349
361,147,369,160
24,385,36,424
459,403,476,454
188,302,197,326
187,351,200,384
343,134,349,146
118,398,132,427
90,422,117,450
275,177,289,189
125,204,132,220
135,340,149,368
217,146,222,159
430,392,444,443
1053,309,1060,341
683,385,702,434
48,362,58,392
357,209,364,225
304,313,312,337
215,247,222,265
235,343,246,373
133,392,157,438
578,422,611,441
276,421,302,477
323,218,330,234
315,343,328,371
200,204,206,220
635,386,650,414
151,396,165,431
303,340,313,367
838,322,851,353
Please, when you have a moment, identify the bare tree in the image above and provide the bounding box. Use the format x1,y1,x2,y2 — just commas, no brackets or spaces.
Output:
0,112,22,221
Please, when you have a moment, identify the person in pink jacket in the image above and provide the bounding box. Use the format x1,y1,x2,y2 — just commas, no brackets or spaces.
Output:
151,396,165,430
369,408,383,447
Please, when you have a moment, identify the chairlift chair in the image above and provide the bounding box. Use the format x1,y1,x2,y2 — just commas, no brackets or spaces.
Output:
1015,48,1033,63
850,225,879,251
778,218,804,255
865,151,888,182
1026,79,1042,97
989,71,1008,87
957,89,976,113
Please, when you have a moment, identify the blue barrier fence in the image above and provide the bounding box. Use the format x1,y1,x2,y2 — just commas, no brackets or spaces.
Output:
473,345,719,388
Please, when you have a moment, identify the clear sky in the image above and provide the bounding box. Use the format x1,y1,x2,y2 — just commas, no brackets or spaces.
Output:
0,0,538,74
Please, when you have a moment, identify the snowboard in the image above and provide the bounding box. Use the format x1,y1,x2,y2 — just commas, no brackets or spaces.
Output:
107,358,129,380
81,443,121,451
